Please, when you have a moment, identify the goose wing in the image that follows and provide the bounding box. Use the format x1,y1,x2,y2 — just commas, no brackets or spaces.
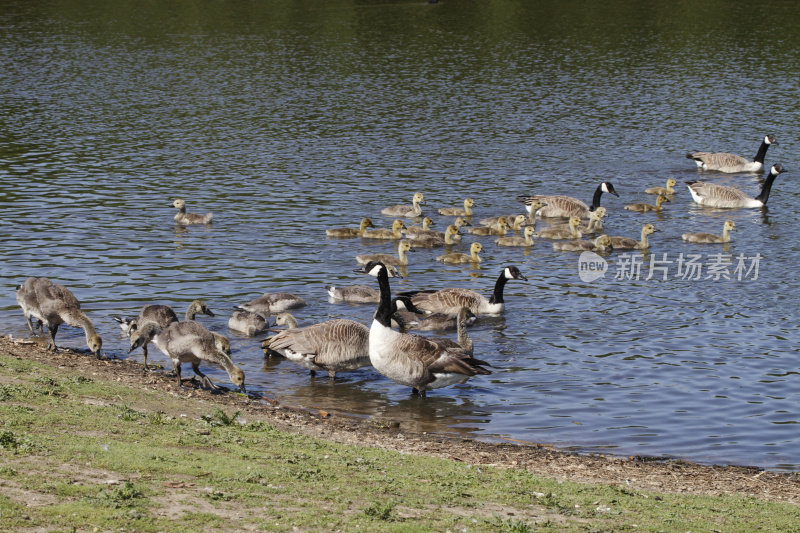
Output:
413,288,482,314
138,304,179,328
518,195,588,218
267,319,369,363
686,181,751,207
687,151,749,169
327,284,379,303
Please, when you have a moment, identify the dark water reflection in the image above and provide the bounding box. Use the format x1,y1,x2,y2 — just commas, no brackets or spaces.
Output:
2,0,800,470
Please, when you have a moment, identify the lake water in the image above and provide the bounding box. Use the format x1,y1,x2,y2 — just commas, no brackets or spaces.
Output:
2,0,800,470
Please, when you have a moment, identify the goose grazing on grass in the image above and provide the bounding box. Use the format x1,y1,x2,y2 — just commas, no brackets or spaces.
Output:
645,178,677,196
228,310,270,336
130,321,245,392
610,224,657,250
357,261,491,397
495,225,536,247
536,216,582,240
381,192,424,218
517,182,618,219
686,135,778,173
172,198,213,225
326,218,374,238
468,217,508,236
686,164,787,208
402,265,528,315
624,193,670,213
362,219,406,240
438,198,474,217
552,234,613,252
16,277,102,357
356,239,413,266
263,316,371,379
682,220,735,244
237,292,306,315
436,242,482,264
391,296,477,332
406,224,460,248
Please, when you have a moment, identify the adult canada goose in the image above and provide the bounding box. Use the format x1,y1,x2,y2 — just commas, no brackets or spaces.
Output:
610,224,657,250
495,225,536,247
624,194,670,213
436,242,482,264
355,239,414,266
237,292,306,315
357,261,491,396
406,224,460,248
362,219,406,239
392,297,477,332
16,277,102,357
172,198,213,225
517,182,618,219
686,134,778,173
439,198,474,217
468,218,508,236
686,163,787,208
228,310,270,336
682,220,735,243
404,217,434,233
130,321,245,392
645,178,677,196
325,217,374,238
536,216,582,240
552,234,613,252
403,265,528,315
381,192,424,217
263,317,371,379
112,300,216,369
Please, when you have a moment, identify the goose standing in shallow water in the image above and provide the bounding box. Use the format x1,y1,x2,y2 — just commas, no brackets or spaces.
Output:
357,261,491,397
624,193,670,213
436,242,482,264
237,292,306,315
402,265,528,315
228,310,270,337
16,277,102,357
686,164,787,208
362,219,406,240
172,198,213,225
610,224,657,250
438,198,474,217
686,135,778,173
645,178,677,196
517,182,618,219
682,220,735,243
261,312,298,358
355,239,413,266
326,218,374,238
130,321,245,392
381,192,424,218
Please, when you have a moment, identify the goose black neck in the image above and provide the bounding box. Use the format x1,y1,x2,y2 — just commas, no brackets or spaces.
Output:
374,268,394,327
754,171,779,205
488,271,509,305
753,139,770,164
589,184,604,211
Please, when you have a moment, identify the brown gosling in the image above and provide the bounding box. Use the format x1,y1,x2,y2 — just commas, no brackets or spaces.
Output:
172,198,213,225
610,223,657,250
495,225,536,247
407,224,460,247
537,216,582,240
468,217,508,236
645,178,677,196
553,234,613,252
624,193,670,213
362,219,406,239
436,242,482,264
326,217,374,237
381,192,424,217
682,220,735,244
439,198,474,217
355,239,414,266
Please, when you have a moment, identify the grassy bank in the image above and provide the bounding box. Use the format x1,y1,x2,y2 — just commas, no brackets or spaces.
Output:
1,347,799,532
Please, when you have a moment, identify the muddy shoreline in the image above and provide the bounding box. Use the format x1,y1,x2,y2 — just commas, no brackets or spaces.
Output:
2,335,799,504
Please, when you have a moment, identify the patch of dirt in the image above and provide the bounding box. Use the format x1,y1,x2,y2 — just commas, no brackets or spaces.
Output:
3,335,799,504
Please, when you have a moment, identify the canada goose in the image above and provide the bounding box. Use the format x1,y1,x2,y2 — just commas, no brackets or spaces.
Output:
426,307,476,356
404,217,434,233
237,292,307,315
362,219,406,239
436,242,482,264
624,194,670,213
468,217,508,236
228,310,270,336
172,198,213,225
406,217,468,241
609,224,657,250
406,224,460,248
548,207,607,233
357,261,491,396
686,135,778,173
682,220,735,243
326,284,380,303
552,234,613,252
392,297,477,332
263,318,371,379
381,192,424,217
402,265,528,315
482,214,526,233
15,277,45,334
112,299,216,369
16,277,102,357
326,217,374,238
438,198,474,217
130,321,245,392
645,178,677,196
355,239,414,266
517,182,618,219
495,225,536,247
686,164,787,208
536,216,582,240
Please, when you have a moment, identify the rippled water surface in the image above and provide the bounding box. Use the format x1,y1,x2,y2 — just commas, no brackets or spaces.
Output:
2,0,800,470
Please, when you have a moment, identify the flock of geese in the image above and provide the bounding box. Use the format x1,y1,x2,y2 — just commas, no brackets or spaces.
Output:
13,134,787,397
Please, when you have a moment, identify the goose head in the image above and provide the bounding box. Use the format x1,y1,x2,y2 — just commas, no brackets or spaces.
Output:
655,194,671,207
601,182,620,197
355,261,402,278
723,220,736,232
642,223,657,237
359,218,374,230
503,265,528,281
590,206,608,220
391,219,406,233
230,366,246,393
172,198,186,210
129,322,161,352
509,214,527,229
273,313,297,328
445,224,459,237
666,178,677,188
458,307,477,326
522,225,536,238
420,217,434,229
412,191,425,205
453,216,471,228
88,333,103,357
398,239,414,253
464,198,475,209
770,163,786,176
765,134,778,146
469,242,483,255
568,216,581,229
188,300,215,318
594,234,613,250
